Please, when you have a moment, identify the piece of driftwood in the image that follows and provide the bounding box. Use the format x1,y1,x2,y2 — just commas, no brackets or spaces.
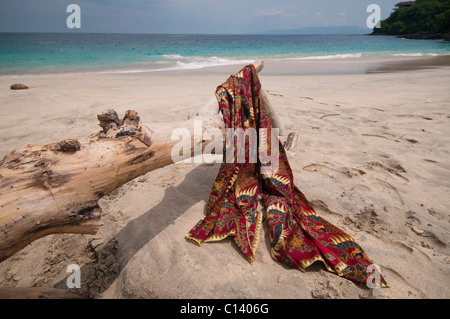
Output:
0,108,219,263
0,61,283,263
259,88,286,136
283,132,298,151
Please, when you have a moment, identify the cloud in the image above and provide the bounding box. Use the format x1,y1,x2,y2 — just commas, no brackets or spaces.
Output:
334,12,348,26
314,11,329,26
254,8,285,17
313,11,349,27
253,7,298,20
315,11,324,20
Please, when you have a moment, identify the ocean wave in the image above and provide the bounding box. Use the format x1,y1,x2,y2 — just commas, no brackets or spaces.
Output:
293,53,363,60
94,56,255,74
391,53,438,57
161,54,185,60
162,55,255,69
97,69,150,74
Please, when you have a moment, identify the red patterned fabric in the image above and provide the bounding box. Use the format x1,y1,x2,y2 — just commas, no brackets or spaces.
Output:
186,65,388,287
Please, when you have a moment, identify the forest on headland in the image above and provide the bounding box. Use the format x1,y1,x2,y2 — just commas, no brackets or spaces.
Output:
372,0,450,40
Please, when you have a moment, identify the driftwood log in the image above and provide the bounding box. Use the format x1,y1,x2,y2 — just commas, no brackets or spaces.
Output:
0,61,285,263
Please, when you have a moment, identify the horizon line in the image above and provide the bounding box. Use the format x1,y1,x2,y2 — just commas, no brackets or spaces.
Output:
0,25,374,36
0,31,374,36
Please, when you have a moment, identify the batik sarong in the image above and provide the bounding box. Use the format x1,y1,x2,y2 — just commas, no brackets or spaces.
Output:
186,65,387,287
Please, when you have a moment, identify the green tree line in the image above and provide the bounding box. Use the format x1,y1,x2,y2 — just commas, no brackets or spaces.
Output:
373,0,450,35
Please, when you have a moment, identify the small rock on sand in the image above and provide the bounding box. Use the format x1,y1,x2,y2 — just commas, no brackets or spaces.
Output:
10,83,29,90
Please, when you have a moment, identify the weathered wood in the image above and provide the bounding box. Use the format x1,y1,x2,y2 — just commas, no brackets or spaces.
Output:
0,61,284,263
0,109,220,263
283,132,298,150
259,87,287,136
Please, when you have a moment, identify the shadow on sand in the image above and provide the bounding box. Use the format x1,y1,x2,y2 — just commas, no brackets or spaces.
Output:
54,164,219,297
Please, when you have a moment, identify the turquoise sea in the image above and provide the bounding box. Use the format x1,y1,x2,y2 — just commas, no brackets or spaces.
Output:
0,33,449,75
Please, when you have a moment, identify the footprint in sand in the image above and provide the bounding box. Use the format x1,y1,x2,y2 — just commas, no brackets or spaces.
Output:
310,199,342,217
303,163,366,179
311,280,341,299
365,160,408,182
362,133,418,145
381,266,428,298
348,205,386,235
395,114,433,121
404,138,418,144
372,178,404,206
423,159,450,170
405,211,421,227
361,134,389,140
427,208,447,221
405,211,447,248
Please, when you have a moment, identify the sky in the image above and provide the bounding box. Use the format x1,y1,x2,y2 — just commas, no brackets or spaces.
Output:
0,0,402,34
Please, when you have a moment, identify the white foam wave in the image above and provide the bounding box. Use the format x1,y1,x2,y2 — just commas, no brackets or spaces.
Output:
294,53,362,60
166,55,255,69
392,53,438,57
94,55,255,74
161,54,185,60
98,69,150,74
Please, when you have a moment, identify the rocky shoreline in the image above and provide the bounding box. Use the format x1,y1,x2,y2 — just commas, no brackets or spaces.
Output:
372,31,450,41
401,31,450,41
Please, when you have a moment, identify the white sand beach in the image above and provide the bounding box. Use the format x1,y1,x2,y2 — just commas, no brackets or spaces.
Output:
0,57,449,299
